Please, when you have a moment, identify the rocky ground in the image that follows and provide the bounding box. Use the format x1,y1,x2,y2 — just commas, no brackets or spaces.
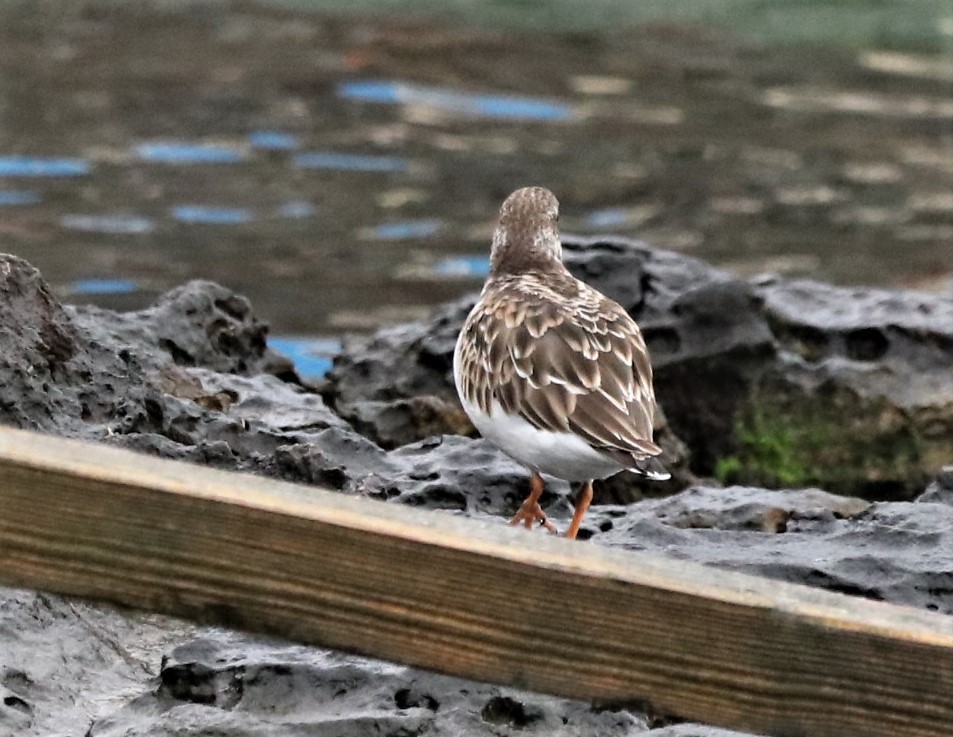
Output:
1,244,951,737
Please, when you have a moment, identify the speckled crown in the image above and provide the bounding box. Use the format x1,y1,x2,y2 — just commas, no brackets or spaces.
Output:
490,187,562,275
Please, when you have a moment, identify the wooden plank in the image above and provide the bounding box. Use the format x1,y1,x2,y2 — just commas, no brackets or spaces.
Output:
0,426,950,737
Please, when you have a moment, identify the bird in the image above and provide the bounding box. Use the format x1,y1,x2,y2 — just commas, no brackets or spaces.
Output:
453,186,669,539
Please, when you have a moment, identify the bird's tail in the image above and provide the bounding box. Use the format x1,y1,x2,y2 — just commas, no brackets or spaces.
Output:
629,455,671,481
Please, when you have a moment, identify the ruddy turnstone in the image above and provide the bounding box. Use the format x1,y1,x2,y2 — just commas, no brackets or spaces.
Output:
453,186,669,539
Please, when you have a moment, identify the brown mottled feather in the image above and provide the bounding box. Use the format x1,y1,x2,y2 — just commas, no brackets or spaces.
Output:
457,269,662,469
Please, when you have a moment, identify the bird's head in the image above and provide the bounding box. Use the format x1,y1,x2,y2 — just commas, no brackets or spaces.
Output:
489,186,562,276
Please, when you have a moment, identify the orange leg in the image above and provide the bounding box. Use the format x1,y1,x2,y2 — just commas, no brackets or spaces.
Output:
509,471,557,534
565,481,593,540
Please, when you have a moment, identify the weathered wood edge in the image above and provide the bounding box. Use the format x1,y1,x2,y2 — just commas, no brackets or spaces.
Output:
0,426,947,643
1,425,951,737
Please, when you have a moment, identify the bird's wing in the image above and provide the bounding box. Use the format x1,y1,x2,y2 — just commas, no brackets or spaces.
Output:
457,278,663,466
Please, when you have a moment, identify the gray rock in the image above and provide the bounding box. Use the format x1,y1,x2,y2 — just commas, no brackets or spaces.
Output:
585,486,953,615
70,279,283,377
325,296,474,447
0,254,343,474
86,632,658,737
0,588,199,737
918,466,953,506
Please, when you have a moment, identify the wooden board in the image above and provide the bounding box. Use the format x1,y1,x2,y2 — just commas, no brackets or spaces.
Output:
0,425,951,736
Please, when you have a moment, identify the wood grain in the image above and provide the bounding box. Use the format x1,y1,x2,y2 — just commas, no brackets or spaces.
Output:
0,425,950,736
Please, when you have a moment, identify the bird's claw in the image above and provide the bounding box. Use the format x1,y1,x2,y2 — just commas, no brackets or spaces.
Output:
509,500,558,534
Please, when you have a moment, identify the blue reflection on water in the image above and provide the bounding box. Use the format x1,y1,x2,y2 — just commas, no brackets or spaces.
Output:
338,80,573,122
0,157,90,177
292,151,409,173
172,206,254,224
60,214,155,234
70,278,140,295
275,201,316,219
432,255,491,278
0,190,41,205
585,208,631,228
371,220,441,240
136,142,246,164
249,131,301,150
269,336,342,380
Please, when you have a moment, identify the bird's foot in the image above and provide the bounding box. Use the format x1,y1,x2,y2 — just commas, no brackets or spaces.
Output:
509,499,558,534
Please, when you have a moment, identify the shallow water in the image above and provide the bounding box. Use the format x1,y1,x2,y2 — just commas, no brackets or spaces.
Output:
0,1,950,366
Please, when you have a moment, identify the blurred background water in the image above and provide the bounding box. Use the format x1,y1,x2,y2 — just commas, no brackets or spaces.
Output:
0,0,950,377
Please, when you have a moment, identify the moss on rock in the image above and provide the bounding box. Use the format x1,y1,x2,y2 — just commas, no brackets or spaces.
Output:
715,379,944,500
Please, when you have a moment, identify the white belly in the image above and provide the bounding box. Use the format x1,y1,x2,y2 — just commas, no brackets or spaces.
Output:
459,395,623,482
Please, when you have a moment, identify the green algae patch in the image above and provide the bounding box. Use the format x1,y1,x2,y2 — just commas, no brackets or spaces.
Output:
715,380,942,500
